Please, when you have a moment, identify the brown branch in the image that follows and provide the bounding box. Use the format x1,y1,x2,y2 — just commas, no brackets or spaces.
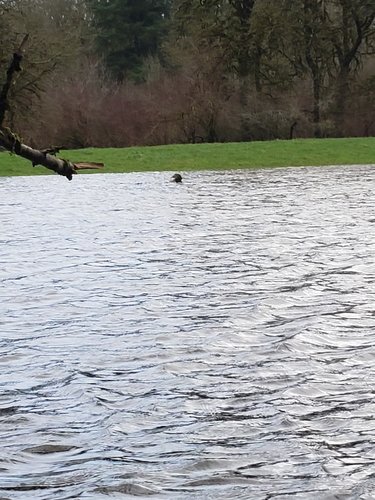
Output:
0,36,105,180
0,129,104,180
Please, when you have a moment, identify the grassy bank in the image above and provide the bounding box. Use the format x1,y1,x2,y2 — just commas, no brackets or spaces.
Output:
0,137,374,177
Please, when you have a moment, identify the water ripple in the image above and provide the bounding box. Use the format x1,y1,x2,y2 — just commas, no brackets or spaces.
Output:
1,166,375,498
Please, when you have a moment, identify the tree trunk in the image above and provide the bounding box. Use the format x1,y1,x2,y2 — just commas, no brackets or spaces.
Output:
312,74,322,138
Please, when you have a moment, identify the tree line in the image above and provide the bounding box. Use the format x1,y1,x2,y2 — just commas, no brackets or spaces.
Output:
1,0,374,149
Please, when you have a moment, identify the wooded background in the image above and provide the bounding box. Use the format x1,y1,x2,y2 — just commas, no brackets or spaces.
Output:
1,0,374,148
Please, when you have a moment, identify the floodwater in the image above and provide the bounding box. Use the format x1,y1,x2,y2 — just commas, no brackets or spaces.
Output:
1,165,375,499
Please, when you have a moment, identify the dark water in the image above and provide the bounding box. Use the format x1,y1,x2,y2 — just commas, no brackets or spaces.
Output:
1,165,375,499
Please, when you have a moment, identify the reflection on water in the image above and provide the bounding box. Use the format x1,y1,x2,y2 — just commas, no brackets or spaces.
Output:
1,165,375,499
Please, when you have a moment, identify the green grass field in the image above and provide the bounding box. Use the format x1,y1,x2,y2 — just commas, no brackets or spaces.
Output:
0,137,374,177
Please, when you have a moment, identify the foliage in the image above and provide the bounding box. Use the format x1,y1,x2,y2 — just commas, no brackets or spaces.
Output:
87,0,171,81
0,0,91,129
0,0,374,145
167,0,375,137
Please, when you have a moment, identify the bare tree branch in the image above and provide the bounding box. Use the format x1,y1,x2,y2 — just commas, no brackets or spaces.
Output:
0,34,29,127
0,128,103,180
0,35,104,180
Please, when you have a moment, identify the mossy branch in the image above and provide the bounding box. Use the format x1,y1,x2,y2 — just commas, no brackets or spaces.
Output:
0,35,104,180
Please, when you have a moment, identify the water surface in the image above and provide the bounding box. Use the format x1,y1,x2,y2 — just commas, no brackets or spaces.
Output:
1,165,375,499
